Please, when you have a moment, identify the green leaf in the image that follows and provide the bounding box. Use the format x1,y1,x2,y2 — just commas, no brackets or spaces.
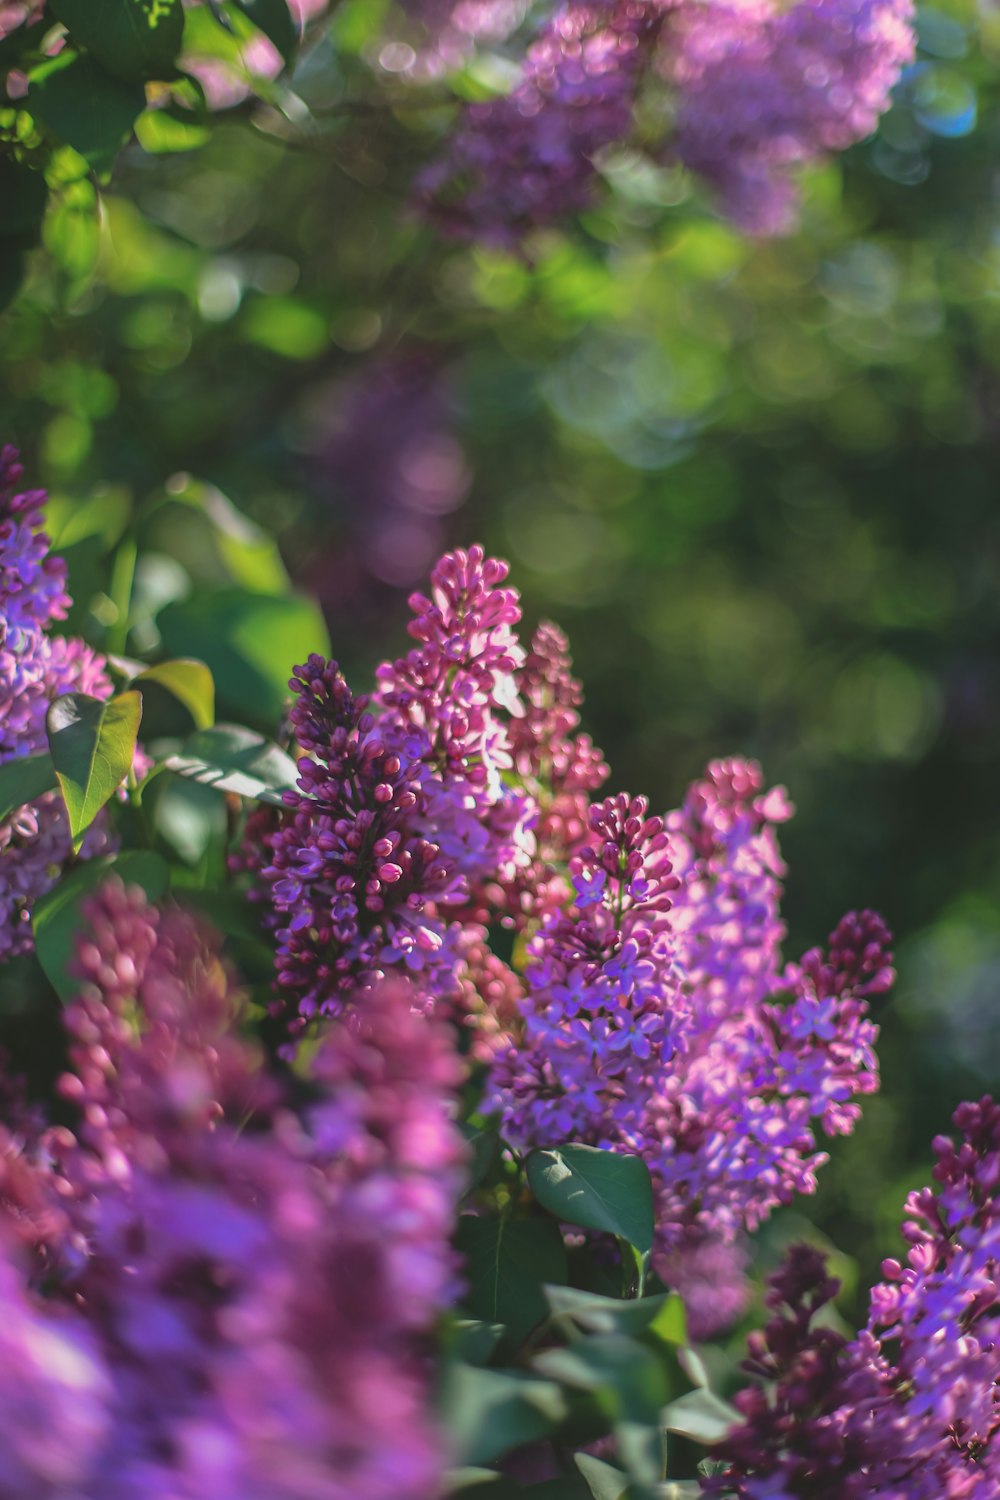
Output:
457,1215,567,1349
661,1389,740,1446
33,850,169,1000
439,1365,567,1467
574,1454,629,1500
233,0,296,62
543,1286,686,1346
135,107,211,153
28,53,146,175
162,723,299,804
47,691,142,852
158,589,329,725
132,659,215,730
527,1145,655,1258
534,1336,669,1487
0,752,57,822
50,0,184,81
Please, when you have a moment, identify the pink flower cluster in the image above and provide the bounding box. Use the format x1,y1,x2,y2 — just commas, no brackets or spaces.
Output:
0,446,118,959
0,879,463,1499
415,0,915,242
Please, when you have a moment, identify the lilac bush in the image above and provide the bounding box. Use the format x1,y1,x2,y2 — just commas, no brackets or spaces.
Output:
5,449,1000,1493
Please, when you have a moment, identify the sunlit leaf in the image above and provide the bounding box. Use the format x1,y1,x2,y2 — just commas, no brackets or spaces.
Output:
132,658,215,729
46,690,142,851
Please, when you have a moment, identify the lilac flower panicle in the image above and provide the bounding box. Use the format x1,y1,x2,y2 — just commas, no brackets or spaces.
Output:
255,544,541,1040
0,447,122,960
0,880,462,1499
666,0,917,234
257,652,466,1036
418,0,666,244
489,755,893,1322
714,1098,1000,1496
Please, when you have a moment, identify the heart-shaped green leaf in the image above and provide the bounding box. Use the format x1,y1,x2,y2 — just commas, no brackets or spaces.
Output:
47,690,142,851
527,1145,655,1258
0,751,57,822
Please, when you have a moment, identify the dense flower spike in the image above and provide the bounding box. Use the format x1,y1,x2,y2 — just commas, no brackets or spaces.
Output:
259,654,465,1034
0,881,461,1499
0,448,120,959
490,758,891,1290
417,0,914,242
714,1100,1000,1493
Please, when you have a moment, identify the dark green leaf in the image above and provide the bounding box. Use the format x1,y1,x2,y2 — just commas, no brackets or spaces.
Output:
28,53,146,175
0,752,57,822
158,588,329,726
132,658,215,729
457,1215,567,1348
50,0,184,81
162,723,299,804
448,1319,505,1369
527,1145,655,1257
47,690,142,852
233,0,296,62
534,1336,668,1487
439,1365,567,1467
33,850,169,1000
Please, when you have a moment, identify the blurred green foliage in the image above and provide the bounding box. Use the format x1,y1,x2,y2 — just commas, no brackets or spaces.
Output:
3,0,1000,1333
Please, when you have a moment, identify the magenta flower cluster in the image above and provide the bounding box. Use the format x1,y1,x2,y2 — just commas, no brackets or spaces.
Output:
715,1095,1000,1495
0,446,118,959
0,879,463,1498
414,0,915,242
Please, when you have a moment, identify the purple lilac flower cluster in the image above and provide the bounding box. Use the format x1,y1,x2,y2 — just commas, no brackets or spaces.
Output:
247,543,892,1346
0,879,463,1499
255,545,545,1038
416,0,914,243
714,1096,1000,1495
489,757,892,1305
0,446,119,960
